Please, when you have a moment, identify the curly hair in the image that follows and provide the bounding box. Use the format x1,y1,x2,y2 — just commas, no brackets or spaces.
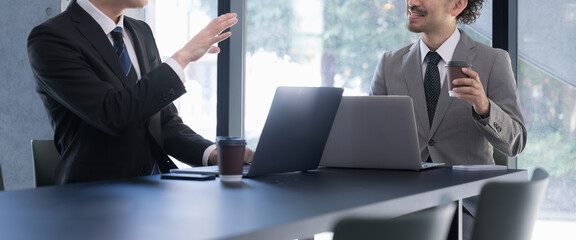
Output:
457,0,485,24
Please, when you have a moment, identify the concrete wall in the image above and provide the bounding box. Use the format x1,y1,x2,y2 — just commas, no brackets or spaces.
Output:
0,0,61,190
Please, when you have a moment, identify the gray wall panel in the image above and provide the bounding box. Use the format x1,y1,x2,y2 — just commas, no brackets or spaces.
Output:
0,0,60,190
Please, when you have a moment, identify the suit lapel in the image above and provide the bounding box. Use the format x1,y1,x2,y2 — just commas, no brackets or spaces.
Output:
452,31,478,68
69,2,129,88
429,30,477,135
124,19,151,75
403,41,431,133
429,79,454,134
124,19,166,150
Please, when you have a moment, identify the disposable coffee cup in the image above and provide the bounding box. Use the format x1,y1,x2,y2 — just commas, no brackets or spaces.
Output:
216,136,246,182
445,61,472,97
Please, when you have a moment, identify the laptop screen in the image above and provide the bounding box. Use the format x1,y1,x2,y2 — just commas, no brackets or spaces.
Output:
246,87,344,177
320,95,427,170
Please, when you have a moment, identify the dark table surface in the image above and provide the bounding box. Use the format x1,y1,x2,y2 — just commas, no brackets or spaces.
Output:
0,167,527,240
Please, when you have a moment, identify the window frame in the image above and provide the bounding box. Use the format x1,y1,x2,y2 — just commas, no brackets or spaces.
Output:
217,0,246,137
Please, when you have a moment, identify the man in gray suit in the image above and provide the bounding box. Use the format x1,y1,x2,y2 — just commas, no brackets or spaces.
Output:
370,0,526,239
371,0,526,165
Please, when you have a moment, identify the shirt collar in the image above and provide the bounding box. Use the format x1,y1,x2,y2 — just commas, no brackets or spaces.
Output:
77,0,125,35
419,28,461,63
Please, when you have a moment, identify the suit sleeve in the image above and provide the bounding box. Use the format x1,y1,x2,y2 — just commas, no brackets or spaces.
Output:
370,52,389,95
161,104,214,166
127,20,215,166
474,50,527,157
28,22,186,136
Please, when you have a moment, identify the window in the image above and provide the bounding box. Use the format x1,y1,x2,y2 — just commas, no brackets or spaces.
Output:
460,0,492,46
243,0,493,149
146,0,218,167
244,0,419,149
517,1,576,238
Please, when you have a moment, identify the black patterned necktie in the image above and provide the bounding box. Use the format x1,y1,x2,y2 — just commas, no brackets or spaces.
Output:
424,51,442,126
110,27,136,80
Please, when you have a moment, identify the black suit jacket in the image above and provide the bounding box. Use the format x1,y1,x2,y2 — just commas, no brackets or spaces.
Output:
27,1,213,184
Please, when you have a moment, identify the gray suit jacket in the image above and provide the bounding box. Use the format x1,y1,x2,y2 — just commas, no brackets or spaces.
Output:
370,30,526,165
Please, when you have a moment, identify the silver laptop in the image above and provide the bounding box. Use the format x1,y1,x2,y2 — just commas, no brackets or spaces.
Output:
172,86,344,177
319,95,444,171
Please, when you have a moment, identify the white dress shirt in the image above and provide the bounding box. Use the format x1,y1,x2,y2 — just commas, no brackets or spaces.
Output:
419,28,461,88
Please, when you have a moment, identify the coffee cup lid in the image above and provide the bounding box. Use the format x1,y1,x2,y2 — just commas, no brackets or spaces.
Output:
216,136,246,146
445,61,472,67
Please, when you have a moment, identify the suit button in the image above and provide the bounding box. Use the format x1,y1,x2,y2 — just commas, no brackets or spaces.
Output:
428,139,435,146
493,123,502,132
169,89,175,94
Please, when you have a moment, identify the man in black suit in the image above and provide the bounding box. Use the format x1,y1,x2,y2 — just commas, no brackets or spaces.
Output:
27,0,253,184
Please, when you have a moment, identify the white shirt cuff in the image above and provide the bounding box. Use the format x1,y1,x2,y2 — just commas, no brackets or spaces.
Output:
165,57,186,83
202,144,217,166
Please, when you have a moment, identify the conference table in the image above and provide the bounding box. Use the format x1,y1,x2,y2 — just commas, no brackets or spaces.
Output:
0,167,526,240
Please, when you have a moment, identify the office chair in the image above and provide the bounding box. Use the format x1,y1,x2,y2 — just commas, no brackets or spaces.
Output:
471,167,549,240
0,163,4,190
31,139,61,187
332,201,456,240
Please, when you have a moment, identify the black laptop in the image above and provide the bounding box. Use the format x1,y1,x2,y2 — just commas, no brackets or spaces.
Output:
171,86,344,177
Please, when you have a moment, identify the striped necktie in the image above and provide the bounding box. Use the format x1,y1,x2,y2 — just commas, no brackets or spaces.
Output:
110,27,133,77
